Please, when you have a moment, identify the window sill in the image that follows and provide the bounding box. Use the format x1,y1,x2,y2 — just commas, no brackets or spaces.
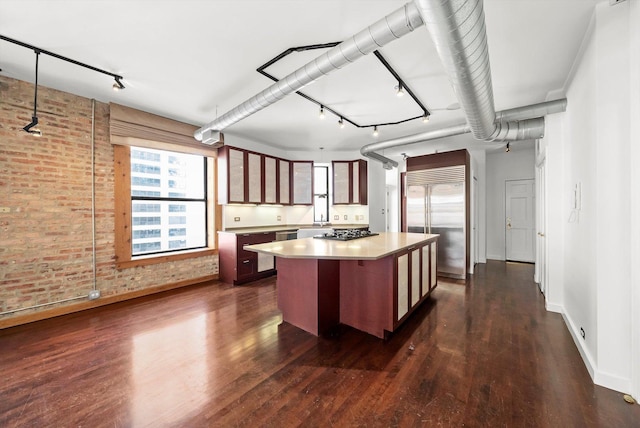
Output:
116,248,218,270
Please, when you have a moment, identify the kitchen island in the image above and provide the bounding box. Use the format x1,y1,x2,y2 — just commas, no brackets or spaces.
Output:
244,232,438,338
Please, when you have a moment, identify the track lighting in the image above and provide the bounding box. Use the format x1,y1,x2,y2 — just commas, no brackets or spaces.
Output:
395,82,405,97
112,76,125,91
24,50,42,137
372,126,379,137
319,105,325,119
505,142,510,153
338,117,345,129
422,114,430,123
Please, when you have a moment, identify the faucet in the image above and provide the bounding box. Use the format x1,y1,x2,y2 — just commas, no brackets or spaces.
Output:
319,214,324,227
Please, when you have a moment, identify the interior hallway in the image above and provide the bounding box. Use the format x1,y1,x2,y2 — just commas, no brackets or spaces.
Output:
1,261,638,427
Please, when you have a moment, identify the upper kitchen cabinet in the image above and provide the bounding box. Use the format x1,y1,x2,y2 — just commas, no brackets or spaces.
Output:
278,159,290,205
218,146,245,204
247,152,262,204
332,160,367,205
264,156,277,204
291,161,313,205
218,146,308,205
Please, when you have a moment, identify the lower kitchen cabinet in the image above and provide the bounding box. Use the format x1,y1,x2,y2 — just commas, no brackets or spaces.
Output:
218,231,276,285
395,240,437,325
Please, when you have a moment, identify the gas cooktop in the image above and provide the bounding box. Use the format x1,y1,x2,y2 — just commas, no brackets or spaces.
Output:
314,229,379,241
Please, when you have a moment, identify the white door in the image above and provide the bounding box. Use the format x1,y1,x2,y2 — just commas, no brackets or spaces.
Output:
505,179,535,262
535,161,547,293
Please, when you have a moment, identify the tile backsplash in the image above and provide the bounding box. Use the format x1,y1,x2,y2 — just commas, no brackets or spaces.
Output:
223,204,367,229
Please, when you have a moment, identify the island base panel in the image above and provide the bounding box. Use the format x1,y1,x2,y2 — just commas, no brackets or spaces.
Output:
276,258,340,336
340,257,395,338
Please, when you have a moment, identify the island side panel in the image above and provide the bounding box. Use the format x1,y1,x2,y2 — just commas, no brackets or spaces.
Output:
339,256,395,338
276,257,340,336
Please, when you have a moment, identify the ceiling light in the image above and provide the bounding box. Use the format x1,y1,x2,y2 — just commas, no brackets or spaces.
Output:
505,142,510,153
372,126,379,137
319,105,325,119
112,76,125,91
395,82,405,97
338,117,345,129
422,114,430,123
24,50,42,137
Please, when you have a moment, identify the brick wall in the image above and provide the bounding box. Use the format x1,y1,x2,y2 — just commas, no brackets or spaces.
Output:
0,75,219,321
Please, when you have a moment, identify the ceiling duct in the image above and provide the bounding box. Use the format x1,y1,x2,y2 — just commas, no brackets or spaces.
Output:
361,99,567,169
194,2,424,141
413,0,546,143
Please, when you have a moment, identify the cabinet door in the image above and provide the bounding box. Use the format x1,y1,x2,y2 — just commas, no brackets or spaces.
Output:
279,159,290,205
422,244,430,296
431,242,437,288
352,161,360,204
228,148,245,203
257,252,275,272
411,247,420,307
264,156,277,204
292,161,313,205
333,161,350,204
397,253,409,321
247,152,262,203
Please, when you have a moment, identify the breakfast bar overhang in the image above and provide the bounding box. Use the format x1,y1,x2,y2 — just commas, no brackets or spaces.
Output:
245,232,439,339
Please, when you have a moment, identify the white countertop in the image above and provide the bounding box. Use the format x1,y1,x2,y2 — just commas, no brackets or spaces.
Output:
244,232,438,260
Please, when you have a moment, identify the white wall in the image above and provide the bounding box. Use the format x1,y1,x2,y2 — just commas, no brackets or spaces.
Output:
485,145,535,260
544,1,636,394
630,0,640,403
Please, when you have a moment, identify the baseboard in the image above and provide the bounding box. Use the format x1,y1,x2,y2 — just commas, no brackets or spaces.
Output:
0,274,219,330
486,255,505,261
561,310,597,381
545,302,563,313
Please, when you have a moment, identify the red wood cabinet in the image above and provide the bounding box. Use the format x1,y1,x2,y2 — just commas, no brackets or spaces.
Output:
218,231,276,285
217,146,311,205
332,160,367,205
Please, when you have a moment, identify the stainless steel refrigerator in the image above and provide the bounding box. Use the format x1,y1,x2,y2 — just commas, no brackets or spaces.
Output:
405,165,466,279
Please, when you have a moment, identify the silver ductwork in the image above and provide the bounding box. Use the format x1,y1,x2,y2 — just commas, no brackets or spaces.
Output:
413,0,545,143
194,2,424,141
361,99,567,167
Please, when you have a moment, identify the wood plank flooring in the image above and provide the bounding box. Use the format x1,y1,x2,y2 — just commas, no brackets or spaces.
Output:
1,260,638,427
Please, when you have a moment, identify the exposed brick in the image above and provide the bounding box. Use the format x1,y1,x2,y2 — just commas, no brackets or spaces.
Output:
0,75,219,317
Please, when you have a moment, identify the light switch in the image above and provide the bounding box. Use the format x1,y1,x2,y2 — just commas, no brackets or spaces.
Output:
234,217,240,222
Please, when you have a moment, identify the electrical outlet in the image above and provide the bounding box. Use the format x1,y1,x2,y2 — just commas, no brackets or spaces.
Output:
277,215,281,221
580,327,585,339
88,290,101,300
334,215,339,220
343,215,348,220
234,217,240,222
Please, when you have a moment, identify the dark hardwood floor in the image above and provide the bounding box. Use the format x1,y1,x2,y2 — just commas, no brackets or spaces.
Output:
1,261,638,427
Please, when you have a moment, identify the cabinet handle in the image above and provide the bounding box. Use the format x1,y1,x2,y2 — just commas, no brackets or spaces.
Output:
242,234,250,237
242,260,250,264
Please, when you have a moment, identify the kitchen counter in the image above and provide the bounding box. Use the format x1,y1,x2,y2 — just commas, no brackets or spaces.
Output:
245,232,437,260
244,232,439,338
220,224,369,235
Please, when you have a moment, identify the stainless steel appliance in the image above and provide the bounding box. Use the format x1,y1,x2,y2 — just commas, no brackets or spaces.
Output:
406,165,466,279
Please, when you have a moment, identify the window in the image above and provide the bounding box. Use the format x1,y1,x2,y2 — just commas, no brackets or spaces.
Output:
313,165,329,223
129,147,207,257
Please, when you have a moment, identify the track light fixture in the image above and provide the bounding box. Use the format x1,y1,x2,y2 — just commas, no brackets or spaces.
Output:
505,142,511,153
338,117,345,129
112,76,125,91
0,34,126,94
422,114,430,123
395,82,405,97
319,105,325,119
372,126,379,137
23,50,42,137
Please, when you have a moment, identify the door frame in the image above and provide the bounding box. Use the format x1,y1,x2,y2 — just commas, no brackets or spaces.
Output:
504,178,536,263
535,157,547,294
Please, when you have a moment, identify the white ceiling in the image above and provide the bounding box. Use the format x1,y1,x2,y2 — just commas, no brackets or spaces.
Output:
0,0,600,158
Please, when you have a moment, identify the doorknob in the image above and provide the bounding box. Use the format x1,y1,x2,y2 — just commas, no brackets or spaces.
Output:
538,232,545,237
506,217,511,229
